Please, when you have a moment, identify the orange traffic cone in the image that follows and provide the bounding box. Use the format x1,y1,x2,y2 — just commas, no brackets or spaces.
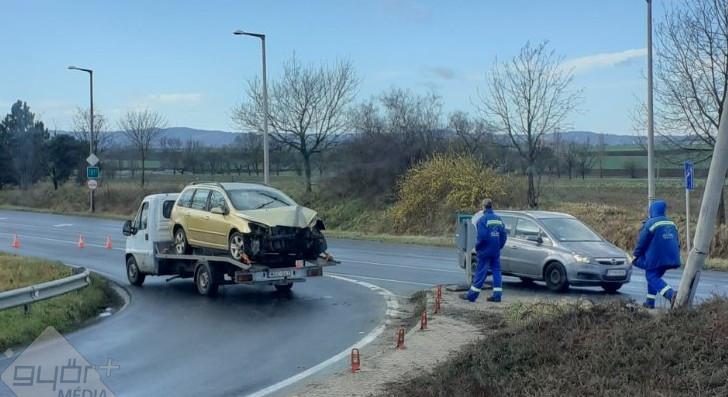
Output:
77,234,85,249
104,235,113,250
11,234,20,249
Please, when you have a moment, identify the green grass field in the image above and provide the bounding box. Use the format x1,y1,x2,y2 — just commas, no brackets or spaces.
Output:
0,254,118,350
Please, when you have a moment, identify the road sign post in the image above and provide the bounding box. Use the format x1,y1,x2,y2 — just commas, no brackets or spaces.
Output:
684,161,694,253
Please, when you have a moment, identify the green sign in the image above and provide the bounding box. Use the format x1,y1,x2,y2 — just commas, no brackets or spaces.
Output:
87,166,99,179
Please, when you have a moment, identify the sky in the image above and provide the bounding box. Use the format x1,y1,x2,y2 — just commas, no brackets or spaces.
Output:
0,0,669,134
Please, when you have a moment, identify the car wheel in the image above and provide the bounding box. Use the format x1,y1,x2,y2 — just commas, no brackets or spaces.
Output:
274,283,294,293
195,262,218,297
126,256,145,286
174,227,191,255
519,277,535,285
229,231,245,261
544,262,569,293
601,282,623,294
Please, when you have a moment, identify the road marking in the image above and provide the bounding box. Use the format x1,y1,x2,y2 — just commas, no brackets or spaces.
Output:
326,272,436,287
246,274,397,397
337,257,461,274
53,223,74,227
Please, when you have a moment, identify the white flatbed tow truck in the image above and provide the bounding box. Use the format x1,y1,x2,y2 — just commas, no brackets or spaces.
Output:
122,193,337,296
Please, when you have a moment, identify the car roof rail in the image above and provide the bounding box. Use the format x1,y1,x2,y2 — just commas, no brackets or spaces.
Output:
189,181,224,188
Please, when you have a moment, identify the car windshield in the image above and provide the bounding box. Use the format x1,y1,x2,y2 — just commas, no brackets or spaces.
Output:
541,218,602,242
226,189,295,211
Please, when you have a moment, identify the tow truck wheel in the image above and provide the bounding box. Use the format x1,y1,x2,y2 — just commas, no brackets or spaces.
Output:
274,283,293,293
126,256,145,286
174,227,191,255
195,262,219,297
229,232,245,261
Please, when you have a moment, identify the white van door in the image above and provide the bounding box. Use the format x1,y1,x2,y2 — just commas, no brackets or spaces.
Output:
128,200,155,272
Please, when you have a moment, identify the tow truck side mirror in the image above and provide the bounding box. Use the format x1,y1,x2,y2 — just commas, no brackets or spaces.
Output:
122,220,136,236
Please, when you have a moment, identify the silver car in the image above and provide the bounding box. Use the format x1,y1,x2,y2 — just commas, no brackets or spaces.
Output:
472,210,632,293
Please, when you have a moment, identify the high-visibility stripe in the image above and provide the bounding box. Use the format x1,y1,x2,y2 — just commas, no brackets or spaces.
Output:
486,220,504,227
649,220,677,233
646,294,656,300
659,285,672,296
493,287,503,292
470,286,481,293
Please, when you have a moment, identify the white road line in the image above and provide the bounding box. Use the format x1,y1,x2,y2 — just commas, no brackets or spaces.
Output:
246,274,397,397
326,271,436,287
337,257,461,274
53,223,74,227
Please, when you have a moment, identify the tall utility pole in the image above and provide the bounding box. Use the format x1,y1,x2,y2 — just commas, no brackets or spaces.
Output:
646,0,656,209
233,30,270,185
68,66,95,212
676,102,728,308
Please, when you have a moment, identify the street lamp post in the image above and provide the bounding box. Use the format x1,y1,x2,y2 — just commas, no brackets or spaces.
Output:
646,0,656,209
233,30,270,185
68,66,95,212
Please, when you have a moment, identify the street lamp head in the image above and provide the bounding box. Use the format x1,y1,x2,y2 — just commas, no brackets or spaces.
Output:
233,30,265,39
68,66,93,73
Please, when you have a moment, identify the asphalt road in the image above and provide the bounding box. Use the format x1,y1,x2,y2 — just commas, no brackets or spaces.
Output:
1,209,728,396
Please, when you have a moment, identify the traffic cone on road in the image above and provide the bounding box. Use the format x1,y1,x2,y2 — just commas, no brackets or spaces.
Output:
104,235,113,250
11,234,20,249
77,234,85,249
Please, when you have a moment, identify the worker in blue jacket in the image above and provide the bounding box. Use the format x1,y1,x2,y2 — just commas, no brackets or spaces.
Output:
632,200,682,309
462,198,508,303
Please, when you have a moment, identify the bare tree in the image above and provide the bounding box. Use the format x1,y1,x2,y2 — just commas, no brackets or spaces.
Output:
71,107,112,155
653,0,728,224
575,140,597,179
118,109,166,187
183,139,203,174
623,159,639,179
478,41,581,207
233,55,359,192
448,111,495,154
564,142,579,179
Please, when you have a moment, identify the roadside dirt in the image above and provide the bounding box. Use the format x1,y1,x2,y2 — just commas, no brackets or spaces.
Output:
293,286,540,397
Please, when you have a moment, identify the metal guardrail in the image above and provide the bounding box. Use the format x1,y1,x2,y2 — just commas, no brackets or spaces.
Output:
0,268,91,311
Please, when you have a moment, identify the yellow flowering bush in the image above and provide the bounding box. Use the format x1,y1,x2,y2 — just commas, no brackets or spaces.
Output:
390,153,506,233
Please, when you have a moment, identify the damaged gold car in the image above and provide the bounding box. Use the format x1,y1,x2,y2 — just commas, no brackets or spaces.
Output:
170,182,328,266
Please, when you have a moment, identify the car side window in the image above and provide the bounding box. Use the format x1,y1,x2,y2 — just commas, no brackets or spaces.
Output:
177,189,194,208
135,202,149,231
209,191,226,211
515,218,541,240
190,189,211,211
501,216,516,234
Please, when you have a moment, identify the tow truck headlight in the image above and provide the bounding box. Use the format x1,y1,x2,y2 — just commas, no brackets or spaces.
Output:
573,254,591,264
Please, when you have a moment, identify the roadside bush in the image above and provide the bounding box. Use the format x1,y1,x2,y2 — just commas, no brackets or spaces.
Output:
389,153,506,234
384,298,728,397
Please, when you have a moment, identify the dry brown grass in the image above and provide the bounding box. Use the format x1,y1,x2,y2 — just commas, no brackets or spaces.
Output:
383,298,728,397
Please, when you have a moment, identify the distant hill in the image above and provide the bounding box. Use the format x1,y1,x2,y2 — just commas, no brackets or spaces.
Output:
545,131,640,146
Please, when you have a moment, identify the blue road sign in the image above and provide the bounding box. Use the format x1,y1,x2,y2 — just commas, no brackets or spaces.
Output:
684,161,694,191
87,166,99,179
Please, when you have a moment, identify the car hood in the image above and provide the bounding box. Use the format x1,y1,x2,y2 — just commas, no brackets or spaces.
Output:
236,205,317,228
558,241,626,258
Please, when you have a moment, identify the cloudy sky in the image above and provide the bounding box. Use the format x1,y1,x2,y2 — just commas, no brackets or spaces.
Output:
0,0,663,134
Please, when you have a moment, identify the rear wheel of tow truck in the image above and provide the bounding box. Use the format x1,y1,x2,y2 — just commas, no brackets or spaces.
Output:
274,283,293,293
126,256,145,286
229,231,246,262
195,262,219,297
174,227,191,255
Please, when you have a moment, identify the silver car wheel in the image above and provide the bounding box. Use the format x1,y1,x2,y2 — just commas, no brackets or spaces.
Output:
229,234,244,260
175,230,186,254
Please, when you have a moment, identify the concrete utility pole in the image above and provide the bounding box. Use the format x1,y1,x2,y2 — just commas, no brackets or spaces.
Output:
675,102,728,308
68,66,95,212
233,30,270,185
646,0,656,209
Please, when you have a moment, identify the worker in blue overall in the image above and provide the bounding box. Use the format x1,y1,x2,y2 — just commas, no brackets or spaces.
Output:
632,200,682,309
461,198,508,303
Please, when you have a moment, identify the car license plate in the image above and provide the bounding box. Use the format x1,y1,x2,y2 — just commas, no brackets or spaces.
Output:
607,269,627,277
268,270,293,279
